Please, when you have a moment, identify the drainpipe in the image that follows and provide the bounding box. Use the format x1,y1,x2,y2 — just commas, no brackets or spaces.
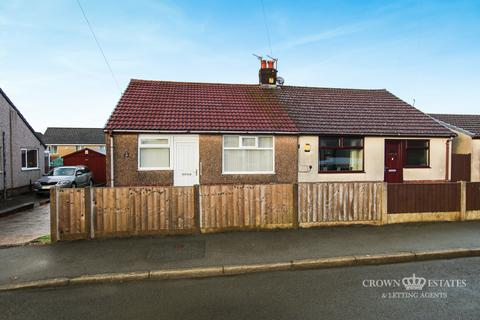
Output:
109,132,115,187
445,138,452,181
9,110,14,195
2,132,6,200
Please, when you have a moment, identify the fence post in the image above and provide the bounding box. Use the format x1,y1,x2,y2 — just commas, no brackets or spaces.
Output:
193,184,201,234
85,187,94,239
50,188,58,242
292,183,299,228
460,181,466,221
381,182,388,225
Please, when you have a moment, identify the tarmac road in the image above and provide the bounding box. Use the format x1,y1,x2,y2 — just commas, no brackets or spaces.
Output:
1,257,479,320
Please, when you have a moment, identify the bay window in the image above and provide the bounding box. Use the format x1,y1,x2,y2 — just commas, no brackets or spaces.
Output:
138,135,171,170
319,136,364,172
21,148,39,170
404,140,429,167
223,135,274,174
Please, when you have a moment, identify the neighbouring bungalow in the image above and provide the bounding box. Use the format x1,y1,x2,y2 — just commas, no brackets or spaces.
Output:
429,113,480,182
43,127,106,157
104,60,454,187
0,88,46,197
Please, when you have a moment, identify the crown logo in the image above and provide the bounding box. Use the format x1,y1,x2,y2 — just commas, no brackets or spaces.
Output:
402,274,426,290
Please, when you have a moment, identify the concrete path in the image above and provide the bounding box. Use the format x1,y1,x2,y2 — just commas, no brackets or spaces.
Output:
1,221,480,287
0,193,49,216
0,204,50,246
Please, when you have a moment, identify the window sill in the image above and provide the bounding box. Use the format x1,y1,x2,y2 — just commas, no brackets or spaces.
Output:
138,168,172,171
404,166,430,169
21,168,39,171
222,172,275,175
318,171,365,174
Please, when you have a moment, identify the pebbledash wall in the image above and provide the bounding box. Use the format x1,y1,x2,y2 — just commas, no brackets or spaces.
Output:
298,136,450,183
106,133,298,186
199,135,297,184
0,91,45,195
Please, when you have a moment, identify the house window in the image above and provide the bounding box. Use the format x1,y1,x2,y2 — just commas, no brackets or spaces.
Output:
319,136,364,172
404,140,429,167
98,146,106,154
21,148,39,170
223,135,274,174
138,135,171,170
49,145,58,154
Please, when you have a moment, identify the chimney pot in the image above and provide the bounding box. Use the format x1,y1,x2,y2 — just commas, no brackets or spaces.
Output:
258,59,278,86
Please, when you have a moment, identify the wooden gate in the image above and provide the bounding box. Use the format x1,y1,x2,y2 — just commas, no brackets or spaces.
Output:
451,154,471,182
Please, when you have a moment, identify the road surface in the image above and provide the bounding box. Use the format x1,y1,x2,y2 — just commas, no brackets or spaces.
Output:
2,257,480,319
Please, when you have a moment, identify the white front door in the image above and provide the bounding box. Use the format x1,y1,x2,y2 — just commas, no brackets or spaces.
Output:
174,139,199,186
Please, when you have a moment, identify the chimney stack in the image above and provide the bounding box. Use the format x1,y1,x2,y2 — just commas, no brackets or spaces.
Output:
259,59,277,86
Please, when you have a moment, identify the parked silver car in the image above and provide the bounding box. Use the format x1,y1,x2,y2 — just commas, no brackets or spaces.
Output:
33,165,94,193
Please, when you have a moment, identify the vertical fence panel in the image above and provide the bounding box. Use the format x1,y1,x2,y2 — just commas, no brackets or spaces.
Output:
387,182,461,214
466,182,480,211
54,188,87,240
298,182,382,226
199,184,293,232
87,186,195,239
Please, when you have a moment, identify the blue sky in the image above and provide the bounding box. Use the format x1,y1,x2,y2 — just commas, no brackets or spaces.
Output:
1,0,479,132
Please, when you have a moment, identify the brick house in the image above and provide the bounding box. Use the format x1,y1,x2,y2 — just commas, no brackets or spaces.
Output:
105,60,453,187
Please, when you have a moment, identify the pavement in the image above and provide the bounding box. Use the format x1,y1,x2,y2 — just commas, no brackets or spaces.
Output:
0,192,49,217
1,221,480,290
0,203,50,247
2,257,479,319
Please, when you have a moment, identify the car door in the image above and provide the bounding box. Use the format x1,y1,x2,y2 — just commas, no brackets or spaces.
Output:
75,168,88,186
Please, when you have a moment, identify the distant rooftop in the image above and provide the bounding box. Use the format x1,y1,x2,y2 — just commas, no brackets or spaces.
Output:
429,114,480,138
43,127,105,145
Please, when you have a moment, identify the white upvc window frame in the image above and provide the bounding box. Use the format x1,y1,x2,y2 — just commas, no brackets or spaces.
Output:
222,135,275,175
21,148,39,171
138,134,173,171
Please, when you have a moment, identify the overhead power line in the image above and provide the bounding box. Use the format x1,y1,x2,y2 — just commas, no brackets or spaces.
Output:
76,0,121,93
260,0,273,56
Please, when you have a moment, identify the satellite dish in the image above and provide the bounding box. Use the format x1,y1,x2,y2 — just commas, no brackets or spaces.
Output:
276,76,285,86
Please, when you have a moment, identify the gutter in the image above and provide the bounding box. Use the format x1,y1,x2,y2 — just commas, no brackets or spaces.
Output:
104,129,298,135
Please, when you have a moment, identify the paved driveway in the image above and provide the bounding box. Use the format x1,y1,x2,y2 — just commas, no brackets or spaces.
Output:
0,205,50,246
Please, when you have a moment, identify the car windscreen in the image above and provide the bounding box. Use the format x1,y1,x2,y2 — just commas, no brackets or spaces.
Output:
51,168,76,176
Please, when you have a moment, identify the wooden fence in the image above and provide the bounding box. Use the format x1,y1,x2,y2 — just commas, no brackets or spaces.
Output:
199,184,294,232
51,186,195,241
298,182,384,226
51,188,88,241
387,182,460,214
51,181,480,242
466,182,480,211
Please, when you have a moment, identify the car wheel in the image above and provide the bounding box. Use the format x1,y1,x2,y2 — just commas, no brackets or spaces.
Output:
71,182,77,188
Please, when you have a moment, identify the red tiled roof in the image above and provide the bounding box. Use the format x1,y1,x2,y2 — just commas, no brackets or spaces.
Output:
429,113,480,138
105,79,453,137
105,80,298,133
